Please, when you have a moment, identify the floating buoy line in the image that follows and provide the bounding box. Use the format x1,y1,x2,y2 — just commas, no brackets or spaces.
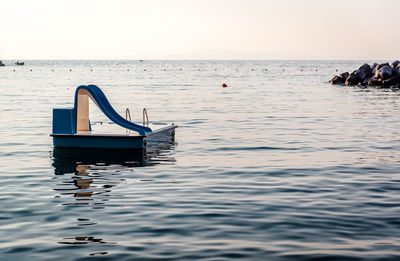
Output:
3,67,328,73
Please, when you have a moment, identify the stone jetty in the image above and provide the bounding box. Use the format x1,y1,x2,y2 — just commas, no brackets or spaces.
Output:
330,61,400,88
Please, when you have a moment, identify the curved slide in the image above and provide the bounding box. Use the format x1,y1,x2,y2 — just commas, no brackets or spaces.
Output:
74,85,152,135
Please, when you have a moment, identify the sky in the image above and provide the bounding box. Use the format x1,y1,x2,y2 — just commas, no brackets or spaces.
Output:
1,0,400,60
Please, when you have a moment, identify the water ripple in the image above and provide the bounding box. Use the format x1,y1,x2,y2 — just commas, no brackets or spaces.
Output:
1,60,400,260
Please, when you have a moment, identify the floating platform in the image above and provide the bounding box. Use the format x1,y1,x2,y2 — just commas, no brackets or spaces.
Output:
51,85,177,149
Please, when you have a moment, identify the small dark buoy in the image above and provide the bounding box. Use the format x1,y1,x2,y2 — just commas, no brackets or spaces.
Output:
222,83,228,88
69,69,72,71
251,69,254,71
163,69,166,71
13,69,15,72
265,69,268,71
51,69,54,71
283,69,285,72
144,69,146,71
30,69,32,71
300,69,303,71
336,69,338,72
90,69,93,71
315,69,318,71
127,69,129,71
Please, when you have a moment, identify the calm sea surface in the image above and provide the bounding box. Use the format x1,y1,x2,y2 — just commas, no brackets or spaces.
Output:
1,60,400,260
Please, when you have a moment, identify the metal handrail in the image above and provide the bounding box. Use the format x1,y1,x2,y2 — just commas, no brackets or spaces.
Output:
125,108,131,134
143,108,149,126
125,108,131,122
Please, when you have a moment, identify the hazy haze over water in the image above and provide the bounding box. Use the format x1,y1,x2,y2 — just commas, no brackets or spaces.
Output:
1,0,400,60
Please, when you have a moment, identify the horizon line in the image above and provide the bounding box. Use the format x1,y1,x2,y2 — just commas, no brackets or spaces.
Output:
0,58,396,61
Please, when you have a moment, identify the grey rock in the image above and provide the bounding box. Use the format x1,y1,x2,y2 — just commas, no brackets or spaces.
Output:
345,70,361,86
329,72,349,85
340,72,349,80
357,63,372,81
375,65,393,80
391,60,400,68
329,75,344,84
344,64,372,86
383,75,400,86
371,63,378,75
367,78,382,86
377,63,390,71
392,64,400,76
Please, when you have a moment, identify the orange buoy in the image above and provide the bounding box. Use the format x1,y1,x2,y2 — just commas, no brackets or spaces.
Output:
222,83,228,88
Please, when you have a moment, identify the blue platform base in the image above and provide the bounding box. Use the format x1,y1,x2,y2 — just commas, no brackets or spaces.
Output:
52,134,146,149
51,125,176,149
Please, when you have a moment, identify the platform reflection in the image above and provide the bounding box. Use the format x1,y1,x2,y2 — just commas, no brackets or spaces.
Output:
52,138,176,175
50,139,176,252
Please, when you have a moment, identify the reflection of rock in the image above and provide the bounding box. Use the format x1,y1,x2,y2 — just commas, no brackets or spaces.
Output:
330,60,400,88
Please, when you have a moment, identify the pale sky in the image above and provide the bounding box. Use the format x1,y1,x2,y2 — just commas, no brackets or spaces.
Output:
1,0,399,60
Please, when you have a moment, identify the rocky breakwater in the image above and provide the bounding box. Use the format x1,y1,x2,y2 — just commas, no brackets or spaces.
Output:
330,61,400,88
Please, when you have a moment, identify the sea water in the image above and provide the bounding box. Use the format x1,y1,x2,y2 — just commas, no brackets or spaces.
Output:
1,60,400,260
